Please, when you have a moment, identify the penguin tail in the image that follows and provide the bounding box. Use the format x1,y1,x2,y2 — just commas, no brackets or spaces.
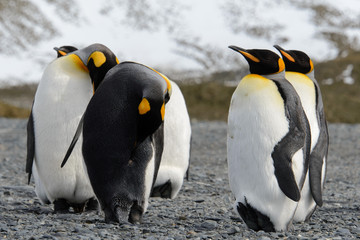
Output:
236,198,275,232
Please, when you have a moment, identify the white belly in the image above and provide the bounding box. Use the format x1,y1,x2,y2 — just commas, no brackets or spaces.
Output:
227,74,299,231
32,57,94,203
286,72,320,221
154,81,191,199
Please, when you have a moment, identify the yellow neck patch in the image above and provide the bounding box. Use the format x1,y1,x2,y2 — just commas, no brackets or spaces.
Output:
285,72,314,87
160,102,165,121
88,51,106,67
138,98,151,115
116,57,120,64
276,58,285,74
280,50,295,62
239,51,260,63
69,54,89,72
147,66,172,95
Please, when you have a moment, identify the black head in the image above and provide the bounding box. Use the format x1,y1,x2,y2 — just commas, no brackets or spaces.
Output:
53,45,78,58
274,45,314,74
113,62,172,142
229,45,285,75
70,43,119,92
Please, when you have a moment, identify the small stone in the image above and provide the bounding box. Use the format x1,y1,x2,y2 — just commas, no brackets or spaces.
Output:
337,228,351,235
351,227,360,234
257,236,271,240
227,226,240,235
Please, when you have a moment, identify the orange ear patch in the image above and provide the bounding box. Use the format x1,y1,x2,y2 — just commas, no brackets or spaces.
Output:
88,51,106,67
138,98,151,115
309,59,314,73
276,58,285,73
160,102,165,121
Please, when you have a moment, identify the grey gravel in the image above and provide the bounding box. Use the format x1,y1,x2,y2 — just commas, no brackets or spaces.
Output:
0,118,359,239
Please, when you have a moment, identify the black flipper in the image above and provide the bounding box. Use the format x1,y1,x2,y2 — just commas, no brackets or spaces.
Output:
309,84,329,206
60,114,84,168
236,198,275,232
271,79,311,202
26,108,35,184
150,123,165,189
185,136,193,181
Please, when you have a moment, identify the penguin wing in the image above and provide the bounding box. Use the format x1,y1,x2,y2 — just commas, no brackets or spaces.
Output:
271,79,311,202
309,85,329,206
151,123,165,187
26,108,35,184
271,130,302,202
61,114,84,168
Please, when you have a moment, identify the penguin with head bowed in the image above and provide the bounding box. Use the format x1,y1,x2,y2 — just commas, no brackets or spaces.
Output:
26,43,119,213
151,80,191,199
62,61,172,224
57,53,191,201
227,46,311,232
274,45,329,222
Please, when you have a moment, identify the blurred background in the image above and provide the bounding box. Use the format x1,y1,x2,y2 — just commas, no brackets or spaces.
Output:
0,0,359,122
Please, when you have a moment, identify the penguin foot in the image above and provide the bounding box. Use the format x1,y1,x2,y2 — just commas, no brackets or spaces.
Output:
71,202,86,213
151,180,172,198
53,199,70,213
128,201,143,224
86,197,99,211
236,199,275,232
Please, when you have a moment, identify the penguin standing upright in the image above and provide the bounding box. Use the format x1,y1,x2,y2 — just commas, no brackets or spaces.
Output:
151,80,191,199
274,45,329,222
61,61,172,224
227,46,311,232
26,43,118,212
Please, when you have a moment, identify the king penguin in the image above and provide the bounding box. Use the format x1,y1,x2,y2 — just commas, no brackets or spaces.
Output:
56,45,192,200
61,61,172,224
26,43,119,212
227,46,311,232
151,80,191,199
274,45,329,222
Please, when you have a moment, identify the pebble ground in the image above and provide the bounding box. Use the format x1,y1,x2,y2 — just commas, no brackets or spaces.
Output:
0,118,359,239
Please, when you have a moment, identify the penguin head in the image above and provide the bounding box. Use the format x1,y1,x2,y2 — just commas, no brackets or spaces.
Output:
53,45,78,58
70,43,119,92
274,45,314,74
132,63,172,142
229,45,285,75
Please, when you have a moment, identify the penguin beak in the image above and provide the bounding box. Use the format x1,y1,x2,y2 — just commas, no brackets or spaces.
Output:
228,45,260,63
273,45,295,63
53,47,67,56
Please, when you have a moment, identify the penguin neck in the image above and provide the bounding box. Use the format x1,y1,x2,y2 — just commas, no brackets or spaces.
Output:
261,71,286,81
306,71,316,83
